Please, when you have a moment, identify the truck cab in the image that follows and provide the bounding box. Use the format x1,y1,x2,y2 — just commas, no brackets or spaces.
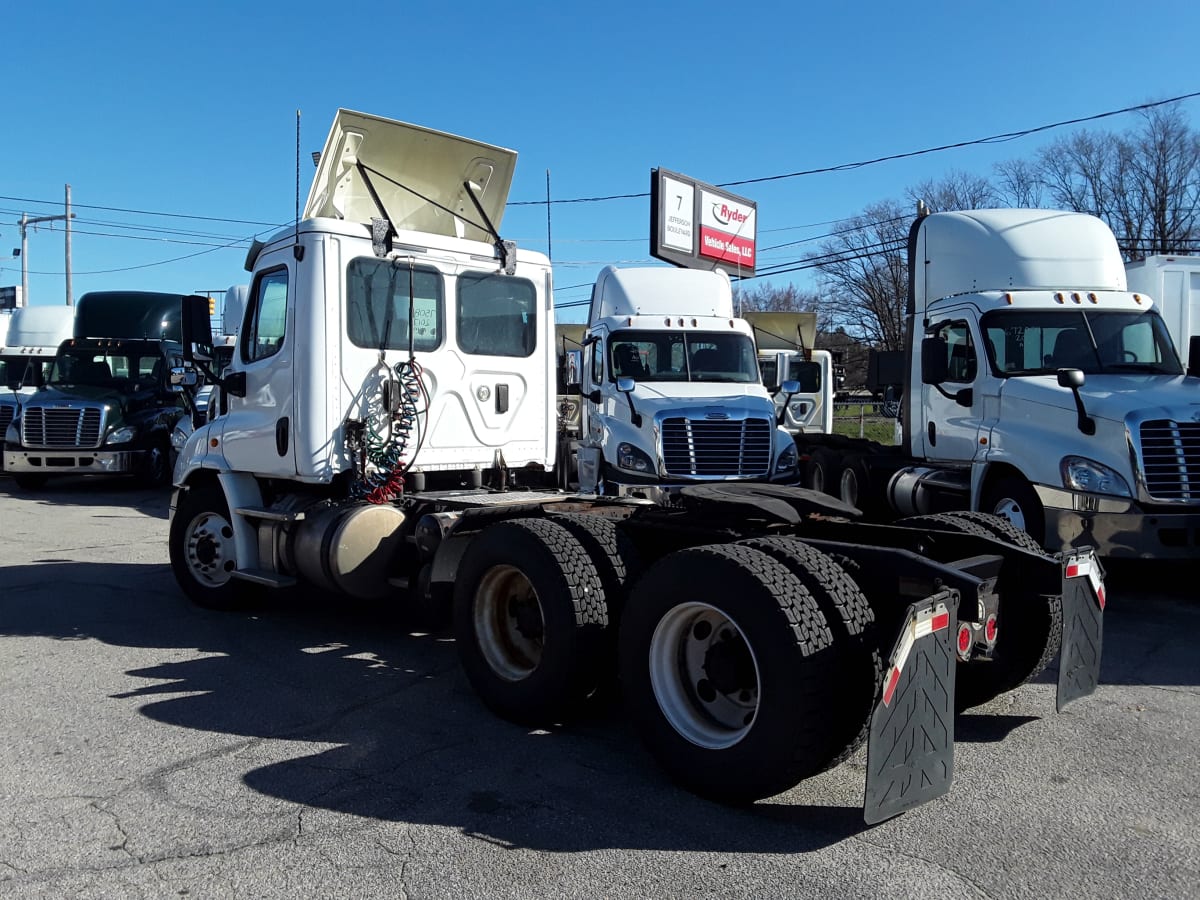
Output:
4,293,195,488
0,306,76,465
573,266,799,496
903,208,1200,558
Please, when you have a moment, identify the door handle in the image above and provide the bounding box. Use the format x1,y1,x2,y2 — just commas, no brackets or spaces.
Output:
276,417,289,456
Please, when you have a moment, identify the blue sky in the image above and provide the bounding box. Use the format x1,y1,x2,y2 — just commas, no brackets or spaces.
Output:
3,0,1198,324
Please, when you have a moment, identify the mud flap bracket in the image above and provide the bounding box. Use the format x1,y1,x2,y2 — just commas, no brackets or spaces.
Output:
864,591,957,825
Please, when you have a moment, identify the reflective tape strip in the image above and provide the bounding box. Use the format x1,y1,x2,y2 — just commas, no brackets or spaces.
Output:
882,601,950,706
1066,552,1106,610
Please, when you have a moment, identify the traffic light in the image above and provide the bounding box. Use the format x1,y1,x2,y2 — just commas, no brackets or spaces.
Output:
208,296,215,316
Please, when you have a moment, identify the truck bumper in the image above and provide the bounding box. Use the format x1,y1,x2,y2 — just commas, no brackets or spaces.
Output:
3,448,144,477
1038,485,1200,559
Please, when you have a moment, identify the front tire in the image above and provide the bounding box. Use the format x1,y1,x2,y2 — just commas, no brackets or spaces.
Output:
982,475,1046,547
169,481,246,610
453,518,609,726
618,544,839,804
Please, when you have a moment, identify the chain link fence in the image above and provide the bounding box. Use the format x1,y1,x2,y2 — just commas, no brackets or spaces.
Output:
831,400,901,444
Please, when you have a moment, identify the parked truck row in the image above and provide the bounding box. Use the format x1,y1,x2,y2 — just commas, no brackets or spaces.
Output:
2,292,206,488
164,109,1108,823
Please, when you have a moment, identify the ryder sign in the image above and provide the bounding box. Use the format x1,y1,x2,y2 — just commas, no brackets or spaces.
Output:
650,168,757,277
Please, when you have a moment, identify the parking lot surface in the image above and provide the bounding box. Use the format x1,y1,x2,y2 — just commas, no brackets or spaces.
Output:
1,477,1197,898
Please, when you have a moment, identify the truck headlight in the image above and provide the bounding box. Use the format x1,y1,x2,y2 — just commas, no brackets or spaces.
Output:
1060,456,1131,497
616,442,654,474
105,425,138,445
170,423,190,451
776,442,799,473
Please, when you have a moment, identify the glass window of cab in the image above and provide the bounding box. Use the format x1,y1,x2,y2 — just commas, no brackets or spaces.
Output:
347,258,443,352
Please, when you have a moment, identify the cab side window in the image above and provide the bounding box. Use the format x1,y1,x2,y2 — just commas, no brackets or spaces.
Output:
244,269,289,363
590,340,603,385
936,321,977,383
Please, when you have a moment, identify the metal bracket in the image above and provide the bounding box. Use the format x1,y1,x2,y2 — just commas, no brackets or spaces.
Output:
372,218,393,258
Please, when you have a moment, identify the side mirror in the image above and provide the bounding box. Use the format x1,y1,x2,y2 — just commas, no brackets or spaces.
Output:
181,295,215,363
1056,368,1085,389
780,379,800,397
920,337,948,385
169,366,199,393
563,349,582,388
616,376,636,394
1188,335,1200,377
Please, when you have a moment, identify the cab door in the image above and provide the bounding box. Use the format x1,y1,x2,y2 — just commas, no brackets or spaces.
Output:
920,319,983,463
219,264,296,476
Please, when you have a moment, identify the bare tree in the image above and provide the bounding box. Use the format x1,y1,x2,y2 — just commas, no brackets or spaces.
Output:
1032,102,1200,258
808,200,910,351
906,170,998,212
733,282,830,331
993,158,1045,207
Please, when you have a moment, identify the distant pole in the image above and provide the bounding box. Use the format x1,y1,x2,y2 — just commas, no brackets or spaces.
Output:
15,201,75,306
65,184,73,306
545,169,552,262
19,213,28,304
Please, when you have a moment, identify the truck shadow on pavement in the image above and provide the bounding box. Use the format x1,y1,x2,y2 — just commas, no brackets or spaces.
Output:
2,559,1195,855
0,476,171,519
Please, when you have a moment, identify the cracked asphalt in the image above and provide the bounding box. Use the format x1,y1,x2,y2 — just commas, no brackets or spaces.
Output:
1,477,1197,899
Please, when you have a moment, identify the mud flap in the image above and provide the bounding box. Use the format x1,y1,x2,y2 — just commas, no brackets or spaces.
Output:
864,593,957,825
1057,550,1105,713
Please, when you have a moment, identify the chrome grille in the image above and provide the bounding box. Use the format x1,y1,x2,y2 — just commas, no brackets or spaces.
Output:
22,407,104,449
1139,419,1200,501
0,405,13,440
661,417,773,477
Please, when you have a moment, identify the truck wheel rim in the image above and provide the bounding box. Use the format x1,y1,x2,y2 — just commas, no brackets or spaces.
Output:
648,602,760,749
184,511,236,588
993,498,1026,531
840,468,859,506
474,564,544,681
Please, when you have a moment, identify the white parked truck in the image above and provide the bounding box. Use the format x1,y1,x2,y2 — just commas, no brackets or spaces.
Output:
168,110,1104,823
1123,254,1200,362
743,311,834,435
0,305,76,468
572,266,801,496
801,207,1200,559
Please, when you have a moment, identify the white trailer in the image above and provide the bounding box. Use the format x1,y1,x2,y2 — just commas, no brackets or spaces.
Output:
0,305,76,467
167,110,1103,822
1123,254,1200,360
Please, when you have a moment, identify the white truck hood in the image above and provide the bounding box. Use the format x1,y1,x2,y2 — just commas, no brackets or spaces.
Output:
627,381,776,417
1000,374,1200,424
304,109,516,242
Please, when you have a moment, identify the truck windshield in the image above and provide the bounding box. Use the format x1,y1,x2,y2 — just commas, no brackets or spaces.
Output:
1,356,50,390
609,331,759,384
980,309,1183,377
49,346,165,388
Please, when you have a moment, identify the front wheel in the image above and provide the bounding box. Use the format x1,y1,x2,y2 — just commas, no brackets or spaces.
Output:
169,481,246,610
619,543,839,804
982,475,1046,547
137,439,172,488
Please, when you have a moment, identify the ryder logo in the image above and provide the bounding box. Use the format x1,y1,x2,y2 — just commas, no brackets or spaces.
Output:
711,202,751,227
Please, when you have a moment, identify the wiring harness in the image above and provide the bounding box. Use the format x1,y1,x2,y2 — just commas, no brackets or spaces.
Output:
351,357,428,504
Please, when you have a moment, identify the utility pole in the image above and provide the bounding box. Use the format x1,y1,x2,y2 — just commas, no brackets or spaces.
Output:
17,186,76,306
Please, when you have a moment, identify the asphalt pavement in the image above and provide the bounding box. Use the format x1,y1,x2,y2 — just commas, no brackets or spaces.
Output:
1,476,1197,899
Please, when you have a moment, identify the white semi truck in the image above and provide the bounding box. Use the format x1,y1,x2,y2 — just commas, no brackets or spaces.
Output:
743,311,835,435
168,109,1104,822
0,306,76,468
801,207,1200,560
